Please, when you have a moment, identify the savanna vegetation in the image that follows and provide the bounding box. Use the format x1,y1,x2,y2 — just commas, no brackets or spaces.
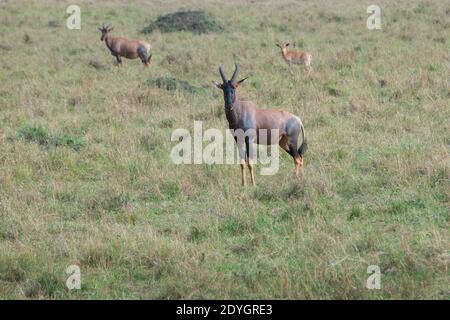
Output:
0,0,448,299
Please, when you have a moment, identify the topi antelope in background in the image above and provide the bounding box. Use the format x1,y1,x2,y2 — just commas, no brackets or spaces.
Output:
276,43,312,73
213,64,308,187
98,24,152,67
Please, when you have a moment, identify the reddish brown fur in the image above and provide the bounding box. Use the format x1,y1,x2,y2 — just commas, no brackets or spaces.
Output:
214,65,307,186
276,43,312,72
99,24,152,67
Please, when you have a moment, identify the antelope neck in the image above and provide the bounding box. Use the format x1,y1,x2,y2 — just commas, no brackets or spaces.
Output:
225,98,241,129
105,34,113,51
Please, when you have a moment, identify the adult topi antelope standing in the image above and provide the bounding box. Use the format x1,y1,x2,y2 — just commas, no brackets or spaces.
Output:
213,64,308,187
98,24,152,67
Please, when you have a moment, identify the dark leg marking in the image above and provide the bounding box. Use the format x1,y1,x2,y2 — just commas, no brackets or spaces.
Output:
245,137,256,186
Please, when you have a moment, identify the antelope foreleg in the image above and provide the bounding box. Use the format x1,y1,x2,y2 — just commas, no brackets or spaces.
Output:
245,139,256,187
115,55,122,66
236,142,248,187
240,161,247,187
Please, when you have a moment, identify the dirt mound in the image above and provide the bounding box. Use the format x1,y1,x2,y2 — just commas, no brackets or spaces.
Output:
141,10,223,34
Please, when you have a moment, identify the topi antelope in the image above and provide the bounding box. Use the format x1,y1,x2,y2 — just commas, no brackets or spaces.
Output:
276,43,312,72
98,24,152,67
213,64,308,187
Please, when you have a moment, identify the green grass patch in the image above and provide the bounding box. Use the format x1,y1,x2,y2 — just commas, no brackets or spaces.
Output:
18,125,85,151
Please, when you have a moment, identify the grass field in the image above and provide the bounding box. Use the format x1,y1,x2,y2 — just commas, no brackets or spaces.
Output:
0,0,448,299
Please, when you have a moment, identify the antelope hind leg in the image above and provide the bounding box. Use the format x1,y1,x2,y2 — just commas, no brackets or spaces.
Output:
294,155,303,176
248,160,256,187
287,143,303,177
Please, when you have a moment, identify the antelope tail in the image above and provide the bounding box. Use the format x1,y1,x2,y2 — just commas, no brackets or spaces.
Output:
298,122,308,158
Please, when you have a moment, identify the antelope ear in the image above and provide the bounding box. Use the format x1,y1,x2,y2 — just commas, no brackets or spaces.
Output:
235,77,249,86
98,27,102,31
108,27,114,32
212,81,222,89
238,77,249,84
286,43,290,47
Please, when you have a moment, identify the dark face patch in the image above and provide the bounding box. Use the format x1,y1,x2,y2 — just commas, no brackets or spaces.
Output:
100,29,109,41
222,81,236,110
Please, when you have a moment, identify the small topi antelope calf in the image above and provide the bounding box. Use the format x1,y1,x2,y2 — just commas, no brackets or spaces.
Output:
213,64,308,187
276,43,312,72
98,24,152,67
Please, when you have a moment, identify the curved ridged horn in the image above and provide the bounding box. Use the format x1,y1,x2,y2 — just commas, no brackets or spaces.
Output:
230,63,240,84
219,65,227,83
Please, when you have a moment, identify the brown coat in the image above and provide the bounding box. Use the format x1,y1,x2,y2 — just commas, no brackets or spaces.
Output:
99,25,152,66
276,43,312,70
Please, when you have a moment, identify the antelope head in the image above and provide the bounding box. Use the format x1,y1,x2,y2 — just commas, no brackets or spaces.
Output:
98,24,114,41
276,42,290,53
213,64,248,110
